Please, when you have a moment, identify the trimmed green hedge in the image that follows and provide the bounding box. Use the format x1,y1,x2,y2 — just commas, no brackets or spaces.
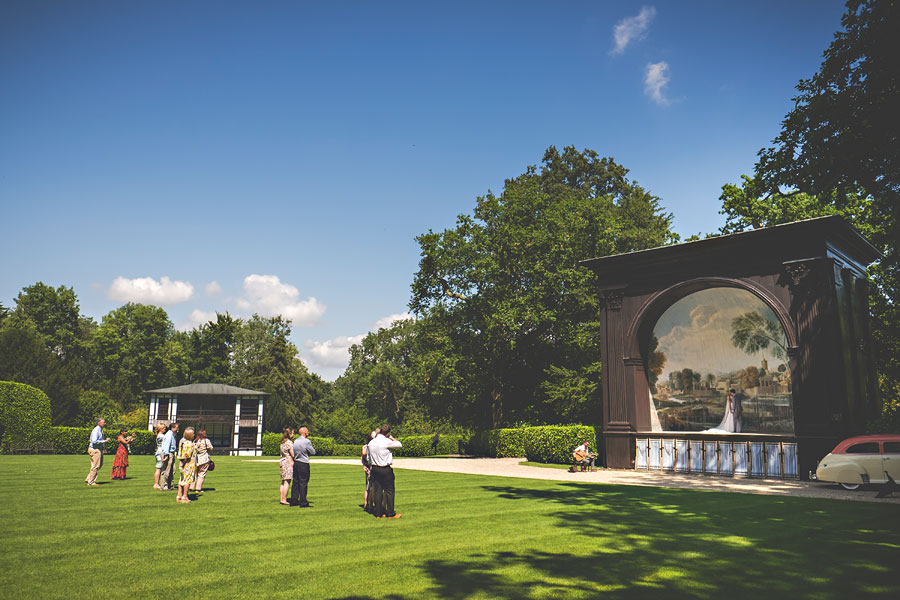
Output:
466,428,526,457
394,434,465,457
523,425,597,464
261,433,335,456
0,382,52,453
48,427,157,455
334,443,363,457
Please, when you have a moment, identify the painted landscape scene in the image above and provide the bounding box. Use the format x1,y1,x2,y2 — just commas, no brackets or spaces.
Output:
645,287,794,434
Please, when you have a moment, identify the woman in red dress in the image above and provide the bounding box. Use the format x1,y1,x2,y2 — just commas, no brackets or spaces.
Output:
111,429,135,480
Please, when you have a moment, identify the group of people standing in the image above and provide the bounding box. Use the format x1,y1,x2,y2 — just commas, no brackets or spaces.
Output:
85,418,137,484
277,423,403,519
278,426,315,507
83,419,213,504
153,422,213,503
362,424,402,519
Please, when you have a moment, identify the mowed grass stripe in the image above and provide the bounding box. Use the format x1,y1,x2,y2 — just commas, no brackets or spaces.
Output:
1,456,898,599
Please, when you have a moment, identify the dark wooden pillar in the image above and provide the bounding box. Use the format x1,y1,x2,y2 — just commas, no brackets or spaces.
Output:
599,288,633,468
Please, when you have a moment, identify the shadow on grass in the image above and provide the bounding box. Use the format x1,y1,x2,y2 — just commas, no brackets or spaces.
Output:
338,482,899,599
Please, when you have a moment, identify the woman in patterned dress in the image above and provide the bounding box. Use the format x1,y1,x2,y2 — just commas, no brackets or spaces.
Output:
110,429,134,480
177,427,197,504
153,424,166,489
279,428,294,505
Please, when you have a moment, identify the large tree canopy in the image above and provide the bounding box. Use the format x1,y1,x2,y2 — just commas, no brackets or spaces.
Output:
722,0,900,417
408,146,676,428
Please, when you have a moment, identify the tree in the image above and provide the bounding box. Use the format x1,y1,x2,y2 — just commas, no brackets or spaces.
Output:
411,146,676,428
730,312,787,360
185,312,238,383
230,315,321,432
92,303,187,408
744,0,899,412
13,282,96,361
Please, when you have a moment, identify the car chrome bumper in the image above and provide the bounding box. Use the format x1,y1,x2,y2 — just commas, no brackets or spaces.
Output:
808,470,817,481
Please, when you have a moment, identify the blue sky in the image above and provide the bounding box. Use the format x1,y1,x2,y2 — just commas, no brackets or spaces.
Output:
0,1,847,380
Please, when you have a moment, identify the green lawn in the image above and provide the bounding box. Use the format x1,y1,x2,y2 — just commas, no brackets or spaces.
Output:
1,456,898,599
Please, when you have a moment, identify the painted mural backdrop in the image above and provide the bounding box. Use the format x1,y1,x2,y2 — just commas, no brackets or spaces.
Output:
645,287,794,434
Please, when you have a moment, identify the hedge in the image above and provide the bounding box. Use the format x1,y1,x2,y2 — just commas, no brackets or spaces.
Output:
393,434,465,457
334,443,363,457
523,425,597,464
466,428,526,457
0,382,52,453
261,433,335,456
48,427,157,455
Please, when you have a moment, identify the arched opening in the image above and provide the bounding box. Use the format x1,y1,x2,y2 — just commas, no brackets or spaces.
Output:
635,285,795,434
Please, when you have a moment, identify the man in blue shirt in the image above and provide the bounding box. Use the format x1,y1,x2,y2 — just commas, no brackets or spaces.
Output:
85,418,109,486
290,427,315,507
158,423,179,491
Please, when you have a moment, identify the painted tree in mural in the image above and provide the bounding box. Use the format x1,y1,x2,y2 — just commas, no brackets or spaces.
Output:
730,312,787,361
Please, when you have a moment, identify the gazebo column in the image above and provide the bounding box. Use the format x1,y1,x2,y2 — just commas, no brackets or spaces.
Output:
256,399,264,456
233,396,242,452
147,395,157,430
170,395,178,423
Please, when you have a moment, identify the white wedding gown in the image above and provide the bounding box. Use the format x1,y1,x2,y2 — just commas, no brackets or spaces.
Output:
704,398,736,433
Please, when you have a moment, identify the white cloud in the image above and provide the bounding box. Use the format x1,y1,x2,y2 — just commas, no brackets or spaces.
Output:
204,281,222,296
302,311,415,379
373,312,413,330
107,276,194,306
611,6,656,55
304,334,365,369
235,274,325,327
176,309,218,331
644,61,671,105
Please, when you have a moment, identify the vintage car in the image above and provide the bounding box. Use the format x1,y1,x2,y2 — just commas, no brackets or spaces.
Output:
811,434,900,490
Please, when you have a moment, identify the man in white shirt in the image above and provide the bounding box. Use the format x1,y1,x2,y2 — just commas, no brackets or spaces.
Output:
572,441,596,471
85,418,109,486
366,424,402,518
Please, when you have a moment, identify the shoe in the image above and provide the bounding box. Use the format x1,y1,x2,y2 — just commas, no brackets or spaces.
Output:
153,485,161,489
280,501,290,505
88,483,99,486
387,514,402,519
196,490,204,495
297,503,311,508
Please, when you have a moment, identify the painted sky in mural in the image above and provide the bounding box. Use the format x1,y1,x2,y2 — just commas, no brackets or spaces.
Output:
654,288,786,378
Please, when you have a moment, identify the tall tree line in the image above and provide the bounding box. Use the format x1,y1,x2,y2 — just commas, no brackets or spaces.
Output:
0,284,328,431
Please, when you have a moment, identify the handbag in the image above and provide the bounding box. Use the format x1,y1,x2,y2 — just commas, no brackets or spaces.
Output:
207,459,215,471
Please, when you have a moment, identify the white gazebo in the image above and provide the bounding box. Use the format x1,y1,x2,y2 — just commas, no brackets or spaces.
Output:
146,383,267,456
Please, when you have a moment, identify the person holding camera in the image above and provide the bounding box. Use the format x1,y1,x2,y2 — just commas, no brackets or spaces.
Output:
366,424,402,519
290,426,315,507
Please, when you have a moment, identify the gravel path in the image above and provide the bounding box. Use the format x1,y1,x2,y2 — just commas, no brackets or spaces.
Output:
249,456,899,504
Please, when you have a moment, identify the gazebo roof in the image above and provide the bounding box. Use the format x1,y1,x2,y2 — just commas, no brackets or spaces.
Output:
144,383,267,396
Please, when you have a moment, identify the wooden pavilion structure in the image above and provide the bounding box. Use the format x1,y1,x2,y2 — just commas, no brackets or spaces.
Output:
146,383,267,456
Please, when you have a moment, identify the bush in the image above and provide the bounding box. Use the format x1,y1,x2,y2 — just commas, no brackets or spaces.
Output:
48,426,157,455
0,381,52,453
394,434,465,457
466,428,526,457
262,432,334,456
523,425,597,464
334,443,363,457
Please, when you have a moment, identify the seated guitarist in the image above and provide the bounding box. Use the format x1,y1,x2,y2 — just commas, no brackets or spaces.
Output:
572,441,597,471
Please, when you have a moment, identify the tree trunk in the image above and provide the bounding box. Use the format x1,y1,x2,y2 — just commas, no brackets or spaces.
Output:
490,387,503,429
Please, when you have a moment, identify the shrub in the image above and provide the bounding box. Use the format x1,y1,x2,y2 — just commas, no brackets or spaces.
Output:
394,434,465,457
48,426,156,455
262,432,334,456
334,443,363,457
0,381,52,453
466,428,526,457
523,425,597,464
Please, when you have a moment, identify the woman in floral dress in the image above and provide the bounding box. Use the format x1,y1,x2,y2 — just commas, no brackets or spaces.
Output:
177,427,197,503
110,429,134,480
279,428,294,505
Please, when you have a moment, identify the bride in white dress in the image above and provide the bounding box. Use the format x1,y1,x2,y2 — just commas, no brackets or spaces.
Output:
705,390,739,433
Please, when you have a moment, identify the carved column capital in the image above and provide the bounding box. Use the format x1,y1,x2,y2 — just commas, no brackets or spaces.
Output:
602,289,624,311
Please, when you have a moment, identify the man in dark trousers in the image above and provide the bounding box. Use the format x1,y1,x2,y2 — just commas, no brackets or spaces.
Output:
367,423,403,518
290,426,315,507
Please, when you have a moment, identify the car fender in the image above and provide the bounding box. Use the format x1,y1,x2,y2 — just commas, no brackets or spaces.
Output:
815,458,866,485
